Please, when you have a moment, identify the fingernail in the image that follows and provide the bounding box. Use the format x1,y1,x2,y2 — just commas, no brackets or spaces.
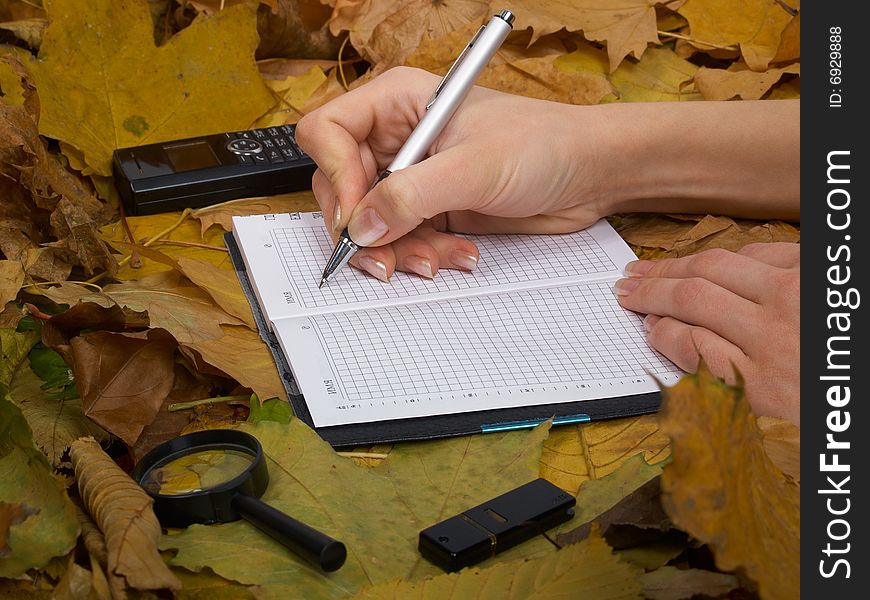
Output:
625,260,654,278
405,255,434,278
643,314,660,331
357,256,389,282
332,201,342,232
613,278,639,296
347,208,389,246
449,251,479,271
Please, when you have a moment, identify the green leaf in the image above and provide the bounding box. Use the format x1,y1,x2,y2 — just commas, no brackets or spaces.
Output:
351,529,643,600
28,345,78,399
247,395,293,425
162,419,551,599
0,336,79,576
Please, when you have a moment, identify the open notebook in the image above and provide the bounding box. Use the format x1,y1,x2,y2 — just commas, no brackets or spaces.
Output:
229,212,682,444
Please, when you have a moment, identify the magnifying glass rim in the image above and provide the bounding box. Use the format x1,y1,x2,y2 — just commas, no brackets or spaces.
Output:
132,429,264,500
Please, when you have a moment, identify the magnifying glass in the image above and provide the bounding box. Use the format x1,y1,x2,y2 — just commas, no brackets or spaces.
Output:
131,429,346,572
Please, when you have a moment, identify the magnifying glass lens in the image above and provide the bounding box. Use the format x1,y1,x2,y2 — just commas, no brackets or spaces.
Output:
140,447,255,496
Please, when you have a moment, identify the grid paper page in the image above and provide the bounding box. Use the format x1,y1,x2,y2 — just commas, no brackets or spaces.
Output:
274,226,615,309
232,212,637,321
276,281,682,427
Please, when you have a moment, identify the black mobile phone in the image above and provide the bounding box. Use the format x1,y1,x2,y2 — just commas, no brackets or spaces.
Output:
112,124,317,216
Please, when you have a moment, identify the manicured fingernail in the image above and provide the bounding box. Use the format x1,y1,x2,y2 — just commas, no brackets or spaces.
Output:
625,260,654,278
405,255,434,279
643,314,660,331
449,251,479,271
614,278,639,296
357,256,389,282
347,208,389,246
332,201,342,232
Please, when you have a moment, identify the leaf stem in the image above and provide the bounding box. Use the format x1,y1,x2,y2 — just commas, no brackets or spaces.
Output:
657,30,738,52
168,394,249,412
21,280,104,294
335,452,390,460
337,34,350,91
140,239,228,252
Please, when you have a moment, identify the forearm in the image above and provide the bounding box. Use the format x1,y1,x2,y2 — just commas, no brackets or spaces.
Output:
582,99,800,221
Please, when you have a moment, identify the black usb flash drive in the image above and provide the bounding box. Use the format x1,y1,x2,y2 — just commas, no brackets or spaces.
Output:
418,478,576,572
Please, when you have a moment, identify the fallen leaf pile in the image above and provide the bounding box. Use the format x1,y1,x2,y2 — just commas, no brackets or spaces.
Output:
1,0,798,597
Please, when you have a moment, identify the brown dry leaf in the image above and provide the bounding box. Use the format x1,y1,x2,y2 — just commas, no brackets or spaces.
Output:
540,414,670,495
175,257,256,329
0,259,23,305
0,56,116,279
407,25,615,105
767,77,799,100
70,328,178,446
43,271,247,344
255,0,343,60
28,0,275,177
70,436,181,594
758,416,800,482
640,566,740,600
0,0,45,20
0,17,46,48
331,0,491,71
694,63,799,100
659,364,799,600
129,360,215,463
181,324,287,403
614,214,800,259
191,192,320,235
677,0,793,71
41,301,144,364
500,0,679,72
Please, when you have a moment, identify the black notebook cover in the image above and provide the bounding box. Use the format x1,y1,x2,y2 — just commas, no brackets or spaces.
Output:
225,232,660,448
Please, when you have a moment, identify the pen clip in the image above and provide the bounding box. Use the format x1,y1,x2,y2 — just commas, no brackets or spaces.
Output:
426,24,486,110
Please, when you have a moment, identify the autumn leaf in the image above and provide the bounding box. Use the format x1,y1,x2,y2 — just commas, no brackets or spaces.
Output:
9,358,110,467
694,63,800,100
407,25,615,105
555,44,700,103
69,328,178,445
352,528,642,600
677,0,793,71
539,414,670,495
43,271,248,344
0,260,23,309
500,0,678,72
28,0,275,176
163,419,550,598
613,214,800,259
181,324,288,403
329,0,490,70
190,192,320,235
70,436,181,595
255,65,330,127
659,364,800,600
0,330,79,578
640,566,739,600
758,416,800,482
1,56,116,279
100,211,235,280
175,257,256,330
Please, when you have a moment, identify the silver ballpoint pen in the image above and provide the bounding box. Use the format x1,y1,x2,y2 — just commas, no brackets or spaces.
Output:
319,9,516,288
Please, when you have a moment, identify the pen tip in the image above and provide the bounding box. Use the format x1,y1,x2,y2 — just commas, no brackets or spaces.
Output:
318,278,326,289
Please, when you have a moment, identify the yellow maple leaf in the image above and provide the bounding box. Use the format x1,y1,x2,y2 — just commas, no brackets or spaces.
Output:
27,0,274,177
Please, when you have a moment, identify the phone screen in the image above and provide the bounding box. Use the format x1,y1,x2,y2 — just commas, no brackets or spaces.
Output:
164,140,220,172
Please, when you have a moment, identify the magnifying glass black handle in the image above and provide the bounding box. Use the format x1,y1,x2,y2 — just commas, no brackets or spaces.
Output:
232,493,347,572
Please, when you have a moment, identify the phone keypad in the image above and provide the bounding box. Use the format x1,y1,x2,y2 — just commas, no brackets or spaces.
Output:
225,124,309,166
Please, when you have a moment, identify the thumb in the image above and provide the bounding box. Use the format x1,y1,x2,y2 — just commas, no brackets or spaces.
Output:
345,150,487,246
